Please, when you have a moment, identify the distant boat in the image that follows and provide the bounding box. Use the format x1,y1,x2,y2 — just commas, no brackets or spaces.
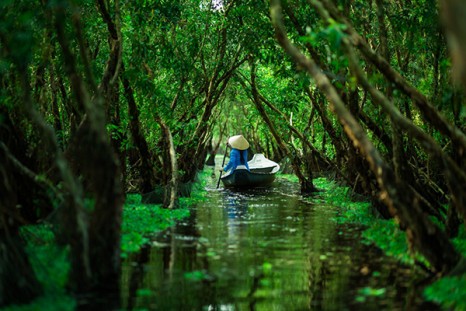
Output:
221,154,280,188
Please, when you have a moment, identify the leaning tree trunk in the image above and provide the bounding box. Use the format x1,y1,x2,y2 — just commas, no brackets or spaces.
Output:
206,122,227,166
321,0,466,159
270,0,462,273
0,126,42,307
440,0,466,235
53,1,125,302
249,58,316,193
157,118,179,209
122,68,156,194
440,0,466,92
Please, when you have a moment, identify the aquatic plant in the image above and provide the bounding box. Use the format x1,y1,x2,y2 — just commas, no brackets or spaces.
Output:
355,287,387,303
121,194,189,258
7,193,192,310
296,175,466,310
3,225,76,311
424,276,466,311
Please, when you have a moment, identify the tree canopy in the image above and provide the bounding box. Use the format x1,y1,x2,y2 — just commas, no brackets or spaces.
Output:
0,0,465,307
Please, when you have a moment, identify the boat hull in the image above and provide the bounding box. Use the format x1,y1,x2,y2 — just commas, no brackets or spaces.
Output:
221,169,276,188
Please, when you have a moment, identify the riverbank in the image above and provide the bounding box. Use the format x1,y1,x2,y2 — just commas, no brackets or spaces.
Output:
4,172,465,310
120,171,444,310
4,178,206,311
292,175,466,310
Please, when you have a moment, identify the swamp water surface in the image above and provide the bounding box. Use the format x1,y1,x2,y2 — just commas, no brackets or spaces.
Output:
121,169,439,310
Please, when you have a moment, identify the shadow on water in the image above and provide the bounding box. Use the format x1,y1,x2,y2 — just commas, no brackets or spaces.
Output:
121,168,439,310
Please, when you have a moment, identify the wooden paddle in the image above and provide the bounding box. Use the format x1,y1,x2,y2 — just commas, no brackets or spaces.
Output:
216,143,229,188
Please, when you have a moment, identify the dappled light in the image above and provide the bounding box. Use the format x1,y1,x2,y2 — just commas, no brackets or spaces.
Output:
1,0,465,310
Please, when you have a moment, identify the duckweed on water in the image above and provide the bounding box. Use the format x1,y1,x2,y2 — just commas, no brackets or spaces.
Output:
355,286,387,303
296,176,416,264
121,194,189,258
425,226,466,311
5,173,466,310
8,225,76,311
123,172,208,257
424,275,466,311
6,187,196,310
288,175,466,310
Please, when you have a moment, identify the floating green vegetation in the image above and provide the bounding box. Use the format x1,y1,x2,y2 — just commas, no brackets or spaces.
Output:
5,183,199,310
278,173,299,183
424,227,466,310
121,194,189,258
120,171,215,257
361,220,414,266
4,225,76,311
355,287,387,303
308,177,373,225
314,178,435,266
424,275,466,311
184,270,213,282
304,177,415,262
301,176,466,310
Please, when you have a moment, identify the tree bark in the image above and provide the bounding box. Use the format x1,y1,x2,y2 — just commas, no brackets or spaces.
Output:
122,69,156,194
270,0,462,273
439,0,466,92
53,2,124,301
320,0,466,160
250,58,316,193
158,118,179,209
0,123,43,307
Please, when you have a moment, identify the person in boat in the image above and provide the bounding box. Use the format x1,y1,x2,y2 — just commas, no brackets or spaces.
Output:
222,135,250,173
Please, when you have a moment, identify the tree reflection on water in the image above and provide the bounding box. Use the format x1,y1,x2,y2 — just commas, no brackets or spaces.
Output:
121,175,438,310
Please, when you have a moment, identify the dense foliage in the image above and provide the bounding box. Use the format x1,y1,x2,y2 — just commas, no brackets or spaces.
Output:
1,0,465,309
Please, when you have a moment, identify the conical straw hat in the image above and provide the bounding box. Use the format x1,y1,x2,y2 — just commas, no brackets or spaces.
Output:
228,135,249,150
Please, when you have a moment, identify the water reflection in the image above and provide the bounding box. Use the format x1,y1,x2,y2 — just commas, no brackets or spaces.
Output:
223,190,249,246
121,171,438,310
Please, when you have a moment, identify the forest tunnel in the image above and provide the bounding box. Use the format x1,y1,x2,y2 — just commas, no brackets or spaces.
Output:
1,0,465,306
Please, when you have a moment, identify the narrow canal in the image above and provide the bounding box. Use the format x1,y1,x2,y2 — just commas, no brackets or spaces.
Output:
121,168,438,310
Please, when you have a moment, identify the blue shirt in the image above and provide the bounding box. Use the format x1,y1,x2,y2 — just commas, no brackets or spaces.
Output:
223,148,250,173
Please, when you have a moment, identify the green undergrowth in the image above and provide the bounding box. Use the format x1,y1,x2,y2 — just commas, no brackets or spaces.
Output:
424,226,466,311
296,175,466,310
5,225,76,311
121,194,189,258
425,273,466,311
303,176,428,265
4,176,208,311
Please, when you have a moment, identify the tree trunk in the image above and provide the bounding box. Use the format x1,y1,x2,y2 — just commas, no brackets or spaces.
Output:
0,133,42,307
321,0,466,158
158,118,179,209
122,70,155,194
53,2,124,301
271,0,462,273
250,58,316,193
440,0,466,92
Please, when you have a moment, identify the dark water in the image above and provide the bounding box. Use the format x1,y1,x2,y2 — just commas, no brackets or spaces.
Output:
121,170,438,310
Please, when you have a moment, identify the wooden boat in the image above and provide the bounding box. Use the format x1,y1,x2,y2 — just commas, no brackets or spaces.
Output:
221,154,280,188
